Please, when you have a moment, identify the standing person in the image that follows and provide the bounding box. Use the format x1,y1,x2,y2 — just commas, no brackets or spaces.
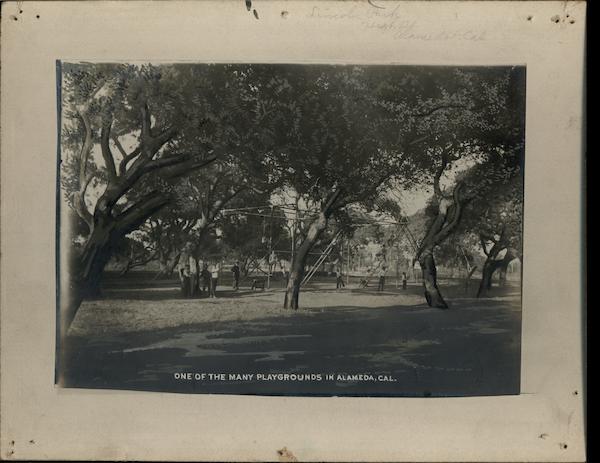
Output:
377,266,387,292
179,262,191,298
335,267,345,290
231,261,241,290
188,251,199,298
200,263,211,297
402,271,408,290
210,261,221,298
281,263,289,288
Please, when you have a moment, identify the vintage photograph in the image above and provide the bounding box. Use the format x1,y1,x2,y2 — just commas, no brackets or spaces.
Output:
56,62,525,397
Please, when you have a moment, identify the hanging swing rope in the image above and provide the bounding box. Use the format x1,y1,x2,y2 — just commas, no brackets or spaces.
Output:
219,204,420,289
400,222,420,255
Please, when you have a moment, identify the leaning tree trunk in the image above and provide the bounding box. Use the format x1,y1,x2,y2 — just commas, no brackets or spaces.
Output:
155,251,181,279
477,247,517,297
64,215,118,333
498,267,507,287
64,193,170,332
464,265,478,295
283,190,341,310
477,258,499,297
284,212,329,310
63,102,217,333
498,253,515,288
415,181,467,309
418,249,448,308
166,252,181,277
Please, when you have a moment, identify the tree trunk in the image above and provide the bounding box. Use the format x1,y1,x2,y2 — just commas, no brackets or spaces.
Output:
156,253,170,278
284,212,328,310
64,193,169,332
119,259,133,276
63,217,116,333
477,247,517,297
283,190,341,310
418,250,448,308
498,251,517,287
155,251,181,279
477,259,498,297
63,102,216,334
498,266,508,287
241,257,251,277
464,265,477,295
415,182,467,308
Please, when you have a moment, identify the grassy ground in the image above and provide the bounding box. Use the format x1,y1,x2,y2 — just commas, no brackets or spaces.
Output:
60,276,522,397
70,284,427,336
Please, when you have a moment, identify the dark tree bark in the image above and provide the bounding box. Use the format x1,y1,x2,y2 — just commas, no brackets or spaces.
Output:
464,265,478,294
118,248,158,276
418,251,447,308
65,103,216,330
478,260,497,296
154,251,181,279
156,253,170,278
498,254,515,287
64,191,170,331
283,189,342,310
477,246,517,297
416,178,468,309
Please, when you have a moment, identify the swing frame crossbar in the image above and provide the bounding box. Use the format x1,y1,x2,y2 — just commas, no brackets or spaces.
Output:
218,205,420,285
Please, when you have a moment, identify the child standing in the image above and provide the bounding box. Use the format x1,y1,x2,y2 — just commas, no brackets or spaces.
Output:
200,263,211,297
210,262,220,298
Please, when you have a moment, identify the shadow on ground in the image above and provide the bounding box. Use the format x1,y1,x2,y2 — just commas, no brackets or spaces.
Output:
59,280,522,397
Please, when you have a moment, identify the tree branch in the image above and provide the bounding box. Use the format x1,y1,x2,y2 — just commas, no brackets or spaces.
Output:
118,146,142,176
160,155,218,180
480,235,490,257
140,102,178,157
143,153,198,173
100,120,118,181
113,135,142,177
322,187,344,213
141,103,153,140
114,191,170,235
77,111,94,189
209,186,247,220
71,190,94,231
467,266,478,279
70,109,97,232
433,150,450,198
407,134,431,147
153,126,179,153
412,104,466,118
106,151,215,215
480,232,499,244
206,166,226,209
112,136,128,158
433,181,467,243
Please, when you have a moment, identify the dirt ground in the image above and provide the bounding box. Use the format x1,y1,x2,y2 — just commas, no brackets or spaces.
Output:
60,278,522,397
69,284,426,336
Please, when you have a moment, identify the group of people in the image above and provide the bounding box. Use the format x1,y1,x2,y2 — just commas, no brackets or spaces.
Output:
178,249,241,298
356,266,409,291
178,245,412,297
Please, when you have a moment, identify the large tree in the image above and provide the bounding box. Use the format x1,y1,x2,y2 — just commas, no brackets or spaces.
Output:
60,63,257,327
408,67,525,308
473,174,523,297
231,65,526,309
239,66,419,309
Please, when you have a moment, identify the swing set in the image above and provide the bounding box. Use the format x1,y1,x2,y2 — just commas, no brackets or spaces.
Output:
219,205,420,289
